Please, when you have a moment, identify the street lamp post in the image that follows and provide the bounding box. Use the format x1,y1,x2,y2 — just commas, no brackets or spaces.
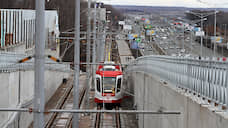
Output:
213,9,217,57
189,18,207,54
196,1,228,56
186,10,218,57
182,23,185,51
174,18,206,55
200,14,203,56
225,24,227,47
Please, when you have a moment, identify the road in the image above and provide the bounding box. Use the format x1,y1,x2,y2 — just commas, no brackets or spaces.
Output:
129,14,223,57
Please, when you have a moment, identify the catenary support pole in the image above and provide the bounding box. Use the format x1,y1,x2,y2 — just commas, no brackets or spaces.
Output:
92,2,97,89
102,20,106,61
73,0,80,127
34,0,45,127
86,0,92,110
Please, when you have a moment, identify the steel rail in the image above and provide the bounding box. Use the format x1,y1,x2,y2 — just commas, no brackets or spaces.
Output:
95,106,101,128
115,106,121,128
0,108,181,114
45,80,73,128
68,86,87,127
44,79,87,127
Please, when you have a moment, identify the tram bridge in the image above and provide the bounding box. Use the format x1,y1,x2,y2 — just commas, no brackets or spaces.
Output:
1,39,228,128
1,2,228,128
117,39,228,128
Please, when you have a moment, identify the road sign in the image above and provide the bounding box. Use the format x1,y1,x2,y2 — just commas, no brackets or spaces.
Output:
136,37,141,43
133,34,138,38
144,25,153,29
194,27,201,32
211,36,223,43
128,34,134,40
195,31,205,36
146,30,156,36
216,37,223,43
128,34,138,40
145,19,150,24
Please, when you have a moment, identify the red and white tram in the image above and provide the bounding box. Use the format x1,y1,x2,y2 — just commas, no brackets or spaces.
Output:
94,61,123,107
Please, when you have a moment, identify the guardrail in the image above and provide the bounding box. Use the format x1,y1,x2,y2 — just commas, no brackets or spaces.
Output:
127,55,228,107
0,52,71,73
0,63,71,73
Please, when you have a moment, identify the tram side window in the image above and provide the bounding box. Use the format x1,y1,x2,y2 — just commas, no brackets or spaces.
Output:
117,78,121,92
96,78,101,92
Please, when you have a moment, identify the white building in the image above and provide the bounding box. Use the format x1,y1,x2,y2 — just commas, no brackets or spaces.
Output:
0,9,60,55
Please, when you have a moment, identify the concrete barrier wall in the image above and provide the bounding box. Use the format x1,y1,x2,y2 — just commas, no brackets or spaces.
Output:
45,70,70,101
0,70,70,127
0,73,10,125
3,44,26,54
126,71,228,128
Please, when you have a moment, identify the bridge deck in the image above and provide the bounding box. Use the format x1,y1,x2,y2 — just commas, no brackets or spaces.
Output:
116,40,134,64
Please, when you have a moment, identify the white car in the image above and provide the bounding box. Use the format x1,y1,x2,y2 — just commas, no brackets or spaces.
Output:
162,37,167,40
180,49,186,53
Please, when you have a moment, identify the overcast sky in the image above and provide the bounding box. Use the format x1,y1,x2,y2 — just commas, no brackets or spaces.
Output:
100,0,228,8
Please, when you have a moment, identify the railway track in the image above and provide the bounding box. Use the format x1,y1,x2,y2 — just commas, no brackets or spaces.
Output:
115,106,121,128
95,106,121,128
95,106,101,128
68,85,86,127
45,77,87,128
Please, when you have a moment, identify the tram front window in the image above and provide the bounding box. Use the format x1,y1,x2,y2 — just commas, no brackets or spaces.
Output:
102,77,116,93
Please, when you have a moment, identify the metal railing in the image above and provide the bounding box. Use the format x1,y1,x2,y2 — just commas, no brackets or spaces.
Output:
127,55,228,107
0,62,71,73
0,52,71,73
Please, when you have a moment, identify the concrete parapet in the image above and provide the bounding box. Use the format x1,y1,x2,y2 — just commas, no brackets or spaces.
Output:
0,70,70,127
126,71,228,128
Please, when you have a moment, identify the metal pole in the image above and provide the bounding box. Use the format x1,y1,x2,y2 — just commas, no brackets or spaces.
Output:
73,0,80,127
223,24,227,56
99,22,105,61
190,30,193,54
92,2,97,90
100,4,106,62
0,108,181,115
200,15,203,57
86,0,92,110
213,10,217,57
34,0,45,127
97,4,101,63
102,22,106,61
225,24,227,43
182,24,184,51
